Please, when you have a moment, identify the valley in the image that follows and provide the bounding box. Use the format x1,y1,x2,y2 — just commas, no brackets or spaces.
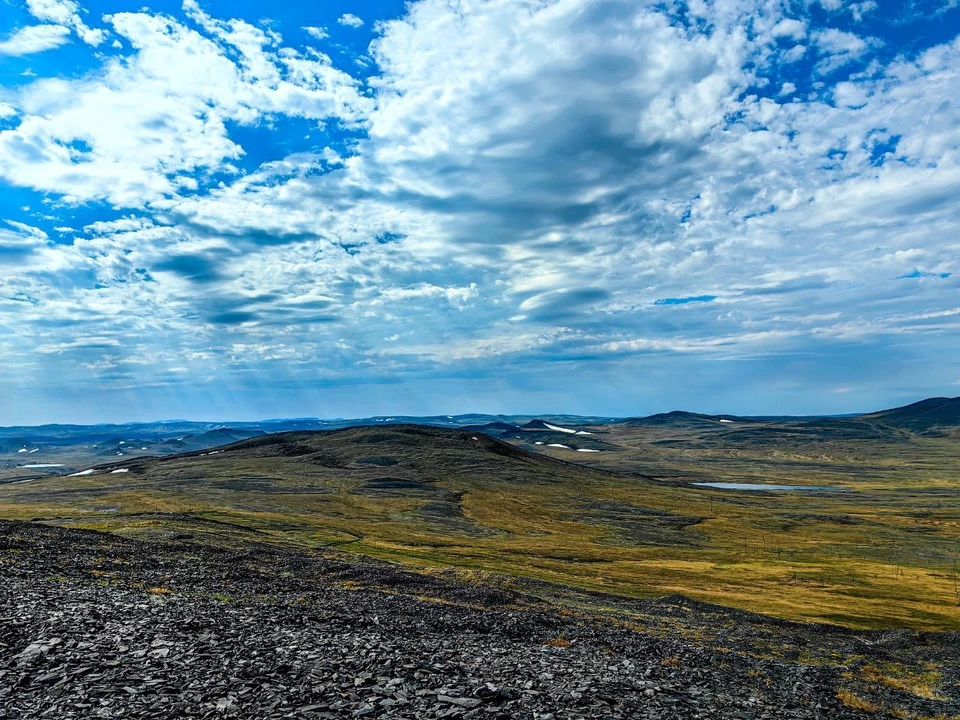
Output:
1,399,958,631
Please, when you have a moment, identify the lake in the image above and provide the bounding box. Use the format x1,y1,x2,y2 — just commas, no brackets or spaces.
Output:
692,482,846,492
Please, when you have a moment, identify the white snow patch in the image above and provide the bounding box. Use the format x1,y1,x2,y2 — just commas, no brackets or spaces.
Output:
116,452,124,456
69,469,96,476
719,419,734,423
547,443,570,449
544,423,576,434
471,436,479,441
209,450,223,455
140,447,148,450
20,463,64,468
576,448,601,453
17,448,27,453
119,441,125,445
110,468,129,474
575,430,593,435
29,448,39,453
535,441,544,445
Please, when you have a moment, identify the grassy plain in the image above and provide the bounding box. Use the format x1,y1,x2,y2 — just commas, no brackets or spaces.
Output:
0,422,958,630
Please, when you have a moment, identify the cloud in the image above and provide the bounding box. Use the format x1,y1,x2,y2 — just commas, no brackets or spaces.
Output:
302,26,328,41
2,0,960,420
0,24,71,56
337,13,364,28
0,6,370,206
25,0,105,46
770,18,806,40
813,28,875,73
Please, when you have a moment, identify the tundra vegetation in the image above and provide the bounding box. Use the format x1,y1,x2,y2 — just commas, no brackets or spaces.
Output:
1,399,958,631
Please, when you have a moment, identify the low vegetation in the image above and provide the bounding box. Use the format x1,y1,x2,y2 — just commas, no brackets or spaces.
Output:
0,414,958,630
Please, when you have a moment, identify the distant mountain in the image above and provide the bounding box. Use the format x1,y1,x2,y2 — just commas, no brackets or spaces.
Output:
460,422,526,435
2,397,958,463
858,397,960,436
623,411,748,427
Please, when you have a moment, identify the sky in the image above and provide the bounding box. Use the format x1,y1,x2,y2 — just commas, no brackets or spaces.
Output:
0,0,959,424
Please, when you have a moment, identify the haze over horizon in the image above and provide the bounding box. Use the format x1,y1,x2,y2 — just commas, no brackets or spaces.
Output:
2,0,959,425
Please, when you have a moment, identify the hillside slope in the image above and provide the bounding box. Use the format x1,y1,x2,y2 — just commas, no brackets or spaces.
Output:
6,521,959,718
1,424,959,630
859,396,960,435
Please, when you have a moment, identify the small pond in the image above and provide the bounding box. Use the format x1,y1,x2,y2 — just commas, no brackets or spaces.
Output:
692,482,847,492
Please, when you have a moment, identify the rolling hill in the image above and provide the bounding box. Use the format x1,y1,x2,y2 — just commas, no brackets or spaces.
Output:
860,396,960,435
1,420,959,630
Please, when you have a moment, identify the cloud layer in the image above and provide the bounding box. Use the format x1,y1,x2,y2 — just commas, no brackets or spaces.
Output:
0,0,959,422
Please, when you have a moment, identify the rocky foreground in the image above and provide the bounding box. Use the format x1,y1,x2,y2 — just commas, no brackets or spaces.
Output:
1,521,958,719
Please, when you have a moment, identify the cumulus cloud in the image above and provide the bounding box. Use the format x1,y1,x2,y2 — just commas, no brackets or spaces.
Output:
0,6,370,206
302,26,328,41
813,28,875,73
770,18,806,40
1,0,960,420
337,13,364,28
25,0,106,46
0,24,71,56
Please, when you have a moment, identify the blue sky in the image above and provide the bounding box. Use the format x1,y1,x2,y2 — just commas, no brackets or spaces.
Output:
1,0,959,424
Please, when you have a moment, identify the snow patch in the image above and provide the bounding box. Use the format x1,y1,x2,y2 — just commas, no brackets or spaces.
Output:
535,441,544,445
547,443,570,449
110,468,130,474
544,423,576,434
20,463,64,468
719,419,734,423
17,448,27,453
576,448,601,453
574,430,593,435
69,469,96,476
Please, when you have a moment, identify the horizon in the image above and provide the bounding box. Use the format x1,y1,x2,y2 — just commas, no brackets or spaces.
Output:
2,0,959,424
2,393,957,428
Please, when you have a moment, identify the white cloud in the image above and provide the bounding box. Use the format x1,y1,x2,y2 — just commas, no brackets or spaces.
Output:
781,44,807,63
337,13,364,28
26,0,78,25
2,0,960,417
374,282,479,309
0,24,71,56
850,2,878,22
303,26,328,41
0,8,370,206
813,28,874,73
770,18,806,40
26,0,105,46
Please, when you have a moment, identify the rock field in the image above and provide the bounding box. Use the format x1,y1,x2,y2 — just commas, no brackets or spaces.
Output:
1,520,958,719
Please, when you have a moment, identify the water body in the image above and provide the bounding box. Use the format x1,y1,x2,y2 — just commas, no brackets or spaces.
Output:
693,482,846,492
